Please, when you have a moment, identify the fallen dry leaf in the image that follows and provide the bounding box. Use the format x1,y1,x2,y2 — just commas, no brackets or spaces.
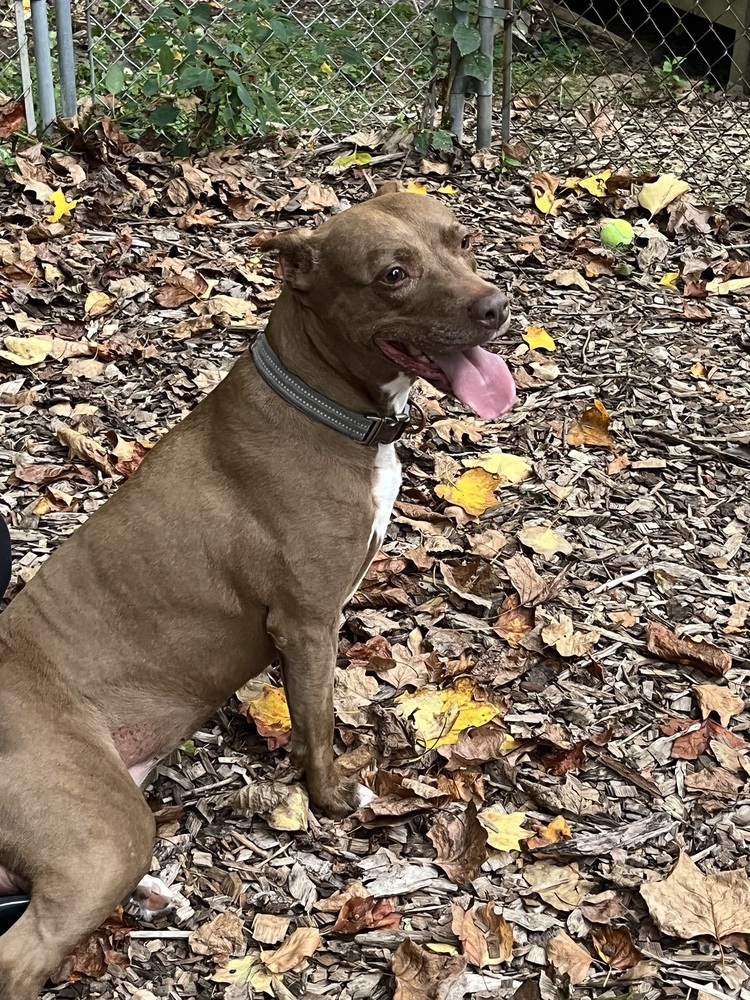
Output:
397,678,501,748
478,809,529,852
518,524,572,558
530,171,564,215
462,451,532,484
263,927,321,974
541,740,588,776
544,267,591,293
684,766,743,796
240,683,292,748
524,861,596,911
427,803,488,884
693,683,745,728
85,290,115,318
566,399,613,449
641,851,750,943
51,933,107,983
55,425,110,473
667,717,745,760
542,615,600,657
47,188,80,223
705,275,750,295
591,925,643,969
494,593,535,646
189,910,245,959
638,173,691,215
452,903,513,968
523,325,556,351
438,722,513,769
212,954,274,992
435,468,501,516
646,621,731,677
330,896,401,935
546,931,592,985
526,814,573,849
392,938,466,1000
228,781,308,832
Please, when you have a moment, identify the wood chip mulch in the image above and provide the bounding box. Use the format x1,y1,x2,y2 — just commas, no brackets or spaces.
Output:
0,115,749,1000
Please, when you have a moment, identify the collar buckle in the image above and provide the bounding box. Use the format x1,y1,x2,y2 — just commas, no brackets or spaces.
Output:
362,412,411,445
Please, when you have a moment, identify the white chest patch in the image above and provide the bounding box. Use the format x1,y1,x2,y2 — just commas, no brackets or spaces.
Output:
370,373,410,547
372,442,402,545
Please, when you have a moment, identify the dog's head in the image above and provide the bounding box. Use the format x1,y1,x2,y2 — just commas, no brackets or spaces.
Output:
264,181,515,419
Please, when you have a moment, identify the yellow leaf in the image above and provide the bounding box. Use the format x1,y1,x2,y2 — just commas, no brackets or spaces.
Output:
530,171,564,215
425,943,460,955
243,684,292,748
637,173,690,215
84,290,115,318
705,275,750,295
566,399,613,449
437,184,457,195
242,784,307,831
46,188,79,223
435,468,500,516
397,677,501,748
564,169,611,197
263,928,321,974
690,360,708,379
320,61,333,75
527,814,573,849
406,181,429,195
0,335,53,365
517,523,573,558
212,955,275,992
478,809,529,852
660,272,680,291
523,325,556,351
462,451,532,484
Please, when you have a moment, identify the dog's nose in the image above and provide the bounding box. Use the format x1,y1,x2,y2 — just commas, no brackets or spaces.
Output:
469,290,509,331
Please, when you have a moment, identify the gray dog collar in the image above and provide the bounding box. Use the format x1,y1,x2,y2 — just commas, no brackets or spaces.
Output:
251,332,411,446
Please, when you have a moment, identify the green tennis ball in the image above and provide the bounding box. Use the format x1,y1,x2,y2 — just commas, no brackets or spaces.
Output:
600,219,634,248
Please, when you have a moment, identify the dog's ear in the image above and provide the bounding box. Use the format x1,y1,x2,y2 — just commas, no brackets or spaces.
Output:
373,179,405,198
263,229,317,290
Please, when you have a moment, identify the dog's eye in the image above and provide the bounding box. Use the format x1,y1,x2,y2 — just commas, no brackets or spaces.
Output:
461,234,473,250
383,266,406,284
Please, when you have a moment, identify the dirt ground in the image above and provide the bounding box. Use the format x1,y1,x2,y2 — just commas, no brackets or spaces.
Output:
0,110,749,1000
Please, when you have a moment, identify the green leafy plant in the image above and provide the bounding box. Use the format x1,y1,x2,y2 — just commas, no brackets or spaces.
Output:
656,56,690,91
103,0,293,150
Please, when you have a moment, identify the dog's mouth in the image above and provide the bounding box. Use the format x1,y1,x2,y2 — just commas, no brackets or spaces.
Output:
376,339,516,420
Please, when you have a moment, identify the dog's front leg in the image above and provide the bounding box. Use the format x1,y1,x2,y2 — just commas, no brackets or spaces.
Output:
267,609,362,818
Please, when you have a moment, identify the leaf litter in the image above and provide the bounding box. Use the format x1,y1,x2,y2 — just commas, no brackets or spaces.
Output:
0,125,749,999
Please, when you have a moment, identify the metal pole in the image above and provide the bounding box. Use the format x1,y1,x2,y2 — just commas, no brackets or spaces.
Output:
501,0,513,142
30,0,57,132
85,0,96,93
448,2,468,142
14,0,37,135
476,0,494,148
54,0,78,117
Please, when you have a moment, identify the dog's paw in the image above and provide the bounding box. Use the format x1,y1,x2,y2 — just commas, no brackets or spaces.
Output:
130,874,175,920
312,778,375,819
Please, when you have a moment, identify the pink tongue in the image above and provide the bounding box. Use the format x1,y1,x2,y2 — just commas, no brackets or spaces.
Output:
432,346,517,419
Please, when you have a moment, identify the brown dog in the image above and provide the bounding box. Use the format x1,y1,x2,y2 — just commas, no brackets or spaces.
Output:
0,184,515,997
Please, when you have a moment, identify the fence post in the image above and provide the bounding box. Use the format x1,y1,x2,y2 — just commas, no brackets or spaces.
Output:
14,0,37,135
476,0,494,148
500,0,513,142
448,2,469,143
54,0,78,117
29,0,57,131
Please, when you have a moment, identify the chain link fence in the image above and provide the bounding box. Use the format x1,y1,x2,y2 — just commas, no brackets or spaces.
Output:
2,0,750,197
510,1,750,199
